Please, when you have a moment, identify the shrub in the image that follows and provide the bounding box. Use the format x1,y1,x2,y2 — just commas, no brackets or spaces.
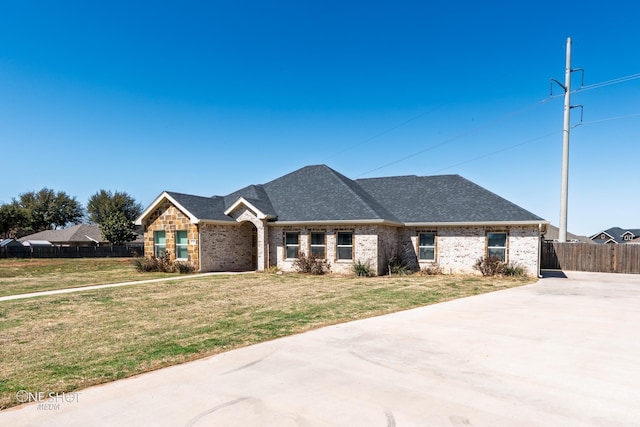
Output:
387,255,411,276
503,262,526,278
353,259,374,277
132,254,194,274
421,263,443,275
132,256,166,273
174,261,195,274
473,256,506,277
264,265,280,274
293,252,330,275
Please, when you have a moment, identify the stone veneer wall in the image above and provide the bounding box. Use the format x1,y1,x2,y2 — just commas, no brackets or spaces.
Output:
405,225,540,275
142,200,199,269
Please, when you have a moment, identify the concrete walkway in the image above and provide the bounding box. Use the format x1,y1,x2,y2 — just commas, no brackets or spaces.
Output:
2,271,639,426
0,271,251,302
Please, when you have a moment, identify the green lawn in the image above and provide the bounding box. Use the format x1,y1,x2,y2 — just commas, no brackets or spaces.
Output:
0,259,534,409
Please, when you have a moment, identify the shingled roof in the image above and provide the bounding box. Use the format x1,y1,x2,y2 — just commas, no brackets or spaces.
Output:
18,224,106,244
356,174,544,223
138,165,546,225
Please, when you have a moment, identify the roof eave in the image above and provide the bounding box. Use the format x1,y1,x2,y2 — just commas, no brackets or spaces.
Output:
223,197,276,220
403,220,550,227
135,191,200,225
271,219,404,227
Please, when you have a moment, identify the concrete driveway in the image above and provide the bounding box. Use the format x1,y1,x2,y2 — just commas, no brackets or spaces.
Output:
2,271,639,426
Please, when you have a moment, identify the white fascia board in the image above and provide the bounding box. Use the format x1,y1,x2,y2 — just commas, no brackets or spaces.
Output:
223,197,273,220
589,230,615,240
134,191,200,225
403,220,550,228
271,219,404,227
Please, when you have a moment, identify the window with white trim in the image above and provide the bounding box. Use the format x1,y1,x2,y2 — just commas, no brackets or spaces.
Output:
154,231,166,258
336,232,353,260
310,232,326,258
418,233,436,261
285,232,300,259
487,232,507,261
175,230,188,259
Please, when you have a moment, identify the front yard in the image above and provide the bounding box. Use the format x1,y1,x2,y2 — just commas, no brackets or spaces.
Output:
0,258,534,409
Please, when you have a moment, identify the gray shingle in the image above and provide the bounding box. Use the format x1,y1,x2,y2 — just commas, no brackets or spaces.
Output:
355,174,544,223
260,165,399,222
166,192,234,222
156,165,545,224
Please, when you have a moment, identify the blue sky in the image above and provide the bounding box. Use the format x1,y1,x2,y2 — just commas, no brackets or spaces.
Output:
1,1,639,236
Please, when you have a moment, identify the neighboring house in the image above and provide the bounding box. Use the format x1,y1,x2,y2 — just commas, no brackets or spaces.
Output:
136,165,548,276
0,238,25,257
0,238,23,248
589,227,640,244
542,225,593,243
19,224,109,247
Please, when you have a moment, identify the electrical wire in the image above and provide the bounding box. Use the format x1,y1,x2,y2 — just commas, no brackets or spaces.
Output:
322,105,442,162
429,131,560,174
353,71,639,178
573,72,640,93
356,95,556,177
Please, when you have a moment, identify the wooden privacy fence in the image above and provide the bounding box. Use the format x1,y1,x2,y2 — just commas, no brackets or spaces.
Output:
542,241,640,274
0,245,143,259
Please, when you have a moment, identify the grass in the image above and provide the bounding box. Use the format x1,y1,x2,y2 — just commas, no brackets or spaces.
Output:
0,259,534,409
0,258,176,297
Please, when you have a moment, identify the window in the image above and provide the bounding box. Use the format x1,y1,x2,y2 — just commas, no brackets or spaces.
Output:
175,230,188,259
310,232,326,258
154,231,166,258
285,232,299,259
487,232,507,261
418,233,436,261
337,232,353,260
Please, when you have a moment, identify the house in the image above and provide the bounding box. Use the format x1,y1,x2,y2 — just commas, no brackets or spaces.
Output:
0,238,23,248
19,224,109,247
0,238,25,257
542,225,593,244
589,227,640,244
135,165,548,276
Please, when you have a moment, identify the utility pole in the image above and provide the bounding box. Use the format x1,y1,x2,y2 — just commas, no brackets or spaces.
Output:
559,37,572,243
551,37,583,242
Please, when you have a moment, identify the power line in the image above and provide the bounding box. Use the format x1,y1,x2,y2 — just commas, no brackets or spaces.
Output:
323,105,442,162
578,112,640,126
356,96,555,177
349,71,639,178
428,131,560,174
574,72,640,93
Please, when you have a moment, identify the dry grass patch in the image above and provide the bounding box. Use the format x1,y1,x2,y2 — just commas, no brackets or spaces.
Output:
0,258,176,297
0,272,533,409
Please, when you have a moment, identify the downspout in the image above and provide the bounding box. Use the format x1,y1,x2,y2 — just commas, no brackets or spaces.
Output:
198,225,202,272
537,223,543,279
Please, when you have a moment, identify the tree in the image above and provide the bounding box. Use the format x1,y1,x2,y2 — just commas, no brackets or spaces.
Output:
100,211,138,245
17,188,84,232
87,190,143,224
0,202,29,238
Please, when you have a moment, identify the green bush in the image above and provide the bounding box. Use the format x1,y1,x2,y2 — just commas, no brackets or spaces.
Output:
353,259,374,277
503,262,526,278
293,252,330,275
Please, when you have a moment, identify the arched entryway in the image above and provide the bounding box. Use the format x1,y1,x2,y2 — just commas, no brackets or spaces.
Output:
238,221,259,271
